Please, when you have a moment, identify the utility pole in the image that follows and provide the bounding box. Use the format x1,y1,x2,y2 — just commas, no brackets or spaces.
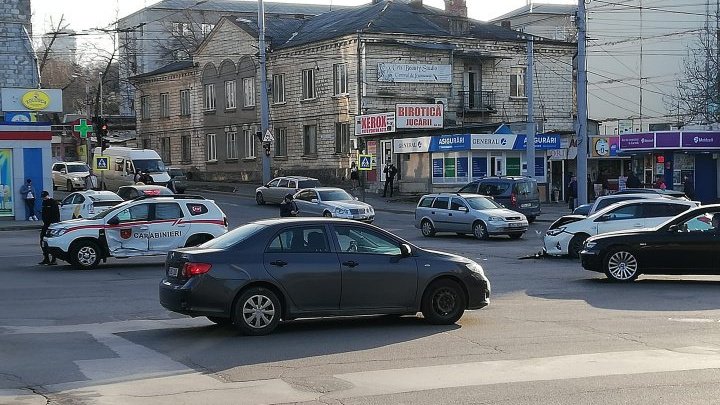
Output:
576,0,589,205
258,0,271,184
526,36,536,180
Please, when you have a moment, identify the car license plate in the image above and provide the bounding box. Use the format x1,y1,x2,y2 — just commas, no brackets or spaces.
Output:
509,223,524,228
520,203,532,208
168,266,179,277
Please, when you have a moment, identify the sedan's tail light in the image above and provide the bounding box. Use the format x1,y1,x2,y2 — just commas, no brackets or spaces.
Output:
510,193,517,206
182,262,212,277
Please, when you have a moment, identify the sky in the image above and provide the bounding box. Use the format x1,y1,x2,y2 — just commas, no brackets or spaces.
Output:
30,0,576,49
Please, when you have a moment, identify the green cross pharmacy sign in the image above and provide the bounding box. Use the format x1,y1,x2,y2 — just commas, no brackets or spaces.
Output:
73,119,93,139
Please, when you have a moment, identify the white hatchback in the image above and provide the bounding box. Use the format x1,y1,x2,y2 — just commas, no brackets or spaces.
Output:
544,199,698,258
59,190,123,221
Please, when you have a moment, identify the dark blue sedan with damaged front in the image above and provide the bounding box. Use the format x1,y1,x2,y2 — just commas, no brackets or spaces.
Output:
160,218,490,335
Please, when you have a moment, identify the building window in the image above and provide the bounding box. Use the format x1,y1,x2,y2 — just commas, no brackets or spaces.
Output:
224,80,236,109
272,74,285,103
243,129,256,158
204,83,215,111
180,89,190,116
201,23,215,36
335,122,350,154
160,93,170,117
302,68,316,100
206,133,217,161
333,63,347,95
510,67,526,98
172,22,190,36
226,131,237,159
303,124,317,155
275,127,287,156
142,139,151,149
140,96,150,119
160,137,171,163
181,135,191,162
243,77,255,107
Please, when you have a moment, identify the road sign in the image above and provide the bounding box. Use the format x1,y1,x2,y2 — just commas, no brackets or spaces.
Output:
73,118,93,139
358,154,372,171
262,129,274,143
95,156,109,171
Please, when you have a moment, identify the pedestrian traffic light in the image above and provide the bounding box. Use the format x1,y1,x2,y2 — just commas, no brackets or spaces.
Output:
263,142,271,156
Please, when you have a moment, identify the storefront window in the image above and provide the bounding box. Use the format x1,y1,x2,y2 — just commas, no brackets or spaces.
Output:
673,153,695,189
0,149,14,217
432,152,470,184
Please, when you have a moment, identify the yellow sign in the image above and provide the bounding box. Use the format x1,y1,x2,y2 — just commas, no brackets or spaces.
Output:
21,90,51,111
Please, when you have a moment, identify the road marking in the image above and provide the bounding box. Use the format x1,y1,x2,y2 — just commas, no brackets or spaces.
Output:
668,317,720,323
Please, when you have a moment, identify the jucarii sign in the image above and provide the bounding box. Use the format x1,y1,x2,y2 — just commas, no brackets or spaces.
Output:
395,104,444,129
354,112,396,135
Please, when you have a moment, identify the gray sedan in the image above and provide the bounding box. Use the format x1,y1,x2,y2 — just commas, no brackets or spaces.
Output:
294,187,375,223
159,218,491,335
415,193,529,239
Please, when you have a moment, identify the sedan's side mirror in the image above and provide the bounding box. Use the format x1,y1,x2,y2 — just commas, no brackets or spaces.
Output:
458,206,468,212
311,198,319,204
265,184,271,188
354,197,359,201
597,214,611,222
400,243,412,257
107,216,120,226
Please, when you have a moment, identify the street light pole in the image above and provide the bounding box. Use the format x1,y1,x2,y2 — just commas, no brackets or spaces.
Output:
258,0,271,184
99,72,103,116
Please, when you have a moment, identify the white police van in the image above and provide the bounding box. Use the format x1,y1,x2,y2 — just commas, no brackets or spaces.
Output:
44,195,228,269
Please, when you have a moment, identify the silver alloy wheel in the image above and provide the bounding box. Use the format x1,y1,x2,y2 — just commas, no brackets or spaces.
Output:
242,294,276,329
607,251,638,280
77,246,97,267
421,220,433,236
473,222,487,239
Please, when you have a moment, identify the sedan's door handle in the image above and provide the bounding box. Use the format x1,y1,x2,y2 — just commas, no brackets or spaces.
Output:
270,260,287,267
342,260,359,268
633,223,643,227
139,226,149,230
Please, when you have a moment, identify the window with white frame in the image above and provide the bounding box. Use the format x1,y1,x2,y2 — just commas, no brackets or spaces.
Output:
180,89,190,116
303,124,317,155
335,122,350,154
160,93,170,117
172,22,191,36
243,129,255,158
140,96,150,119
201,23,215,36
275,127,287,156
206,133,217,161
204,83,215,110
224,80,236,109
302,68,316,100
226,131,237,159
243,77,255,107
272,74,285,103
510,67,526,98
181,135,191,162
333,63,347,95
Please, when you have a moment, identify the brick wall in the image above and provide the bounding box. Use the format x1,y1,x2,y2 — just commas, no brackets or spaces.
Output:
0,0,37,96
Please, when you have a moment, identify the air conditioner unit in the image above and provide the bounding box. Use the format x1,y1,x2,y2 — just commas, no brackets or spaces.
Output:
434,98,448,106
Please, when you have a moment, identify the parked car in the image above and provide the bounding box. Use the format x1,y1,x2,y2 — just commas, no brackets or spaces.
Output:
59,190,123,221
167,167,187,193
159,218,491,335
615,188,688,200
415,193,528,239
544,199,698,258
574,193,679,217
293,187,374,222
458,176,541,222
118,185,174,201
52,162,90,191
255,176,321,205
580,204,720,282
44,195,228,269
572,203,593,216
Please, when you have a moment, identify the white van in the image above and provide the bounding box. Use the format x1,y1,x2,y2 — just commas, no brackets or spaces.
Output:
93,147,171,191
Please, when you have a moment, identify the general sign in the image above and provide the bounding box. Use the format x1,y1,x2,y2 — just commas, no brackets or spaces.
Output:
395,104,443,129
355,112,395,135
393,136,431,153
1,88,63,112
377,63,452,83
358,154,373,170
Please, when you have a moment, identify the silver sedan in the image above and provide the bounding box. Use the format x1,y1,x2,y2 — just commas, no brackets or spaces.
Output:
293,187,375,223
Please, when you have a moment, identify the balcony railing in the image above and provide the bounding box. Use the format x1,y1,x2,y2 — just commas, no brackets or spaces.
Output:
459,90,496,114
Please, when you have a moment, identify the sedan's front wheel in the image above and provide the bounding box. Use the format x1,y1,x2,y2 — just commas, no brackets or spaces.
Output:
233,287,281,335
421,279,466,325
604,249,640,282
255,192,265,205
473,221,489,240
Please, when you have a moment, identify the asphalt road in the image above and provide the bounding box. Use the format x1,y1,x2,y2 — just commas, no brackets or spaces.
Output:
2,191,720,404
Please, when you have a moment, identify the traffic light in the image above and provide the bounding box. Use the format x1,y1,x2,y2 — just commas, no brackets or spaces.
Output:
263,142,271,156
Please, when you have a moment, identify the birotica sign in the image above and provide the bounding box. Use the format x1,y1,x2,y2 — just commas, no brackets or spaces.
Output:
21,90,51,110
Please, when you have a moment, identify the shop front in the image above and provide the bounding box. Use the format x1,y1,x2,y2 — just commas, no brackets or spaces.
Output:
588,135,631,195
619,131,720,203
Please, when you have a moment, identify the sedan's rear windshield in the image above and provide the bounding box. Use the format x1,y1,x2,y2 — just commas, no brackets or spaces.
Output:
67,164,90,173
298,179,320,188
199,224,266,249
319,190,352,201
465,197,503,210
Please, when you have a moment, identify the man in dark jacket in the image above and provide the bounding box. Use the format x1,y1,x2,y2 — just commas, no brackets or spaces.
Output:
626,172,641,188
39,191,60,265
279,194,298,217
683,176,695,200
382,162,398,198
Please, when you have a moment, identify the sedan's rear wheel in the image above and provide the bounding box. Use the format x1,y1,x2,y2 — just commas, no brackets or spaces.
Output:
233,287,281,335
604,249,640,282
255,192,265,205
421,279,466,325
473,221,489,240
421,219,435,237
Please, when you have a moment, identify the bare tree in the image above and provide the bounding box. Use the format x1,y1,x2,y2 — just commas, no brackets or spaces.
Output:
673,30,720,125
155,10,211,64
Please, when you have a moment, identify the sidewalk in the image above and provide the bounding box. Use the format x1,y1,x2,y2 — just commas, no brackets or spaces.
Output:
185,180,571,222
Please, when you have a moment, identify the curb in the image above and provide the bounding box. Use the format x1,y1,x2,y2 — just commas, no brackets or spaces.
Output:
0,225,43,231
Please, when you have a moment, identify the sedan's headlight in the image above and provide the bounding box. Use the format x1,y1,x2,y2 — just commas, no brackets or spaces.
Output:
334,207,351,215
488,216,504,222
465,261,485,276
47,228,68,237
584,241,597,249
546,227,566,236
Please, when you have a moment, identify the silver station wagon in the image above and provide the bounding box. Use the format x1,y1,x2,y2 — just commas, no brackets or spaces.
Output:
415,193,529,239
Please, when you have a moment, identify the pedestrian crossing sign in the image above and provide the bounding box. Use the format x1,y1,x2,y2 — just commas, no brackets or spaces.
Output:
95,156,109,171
358,154,372,171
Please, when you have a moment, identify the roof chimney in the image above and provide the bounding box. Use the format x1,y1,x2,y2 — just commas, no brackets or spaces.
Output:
444,0,467,17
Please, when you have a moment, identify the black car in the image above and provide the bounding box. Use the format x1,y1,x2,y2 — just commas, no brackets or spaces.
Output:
159,218,491,335
580,204,720,282
458,176,541,222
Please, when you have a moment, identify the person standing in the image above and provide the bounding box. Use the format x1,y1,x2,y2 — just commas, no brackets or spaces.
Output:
683,176,695,200
20,179,37,221
567,175,578,211
279,193,298,217
85,169,99,191
654,174,666,190
382,161,398,198
350,161,359,190
626,171,641,188
39,191,60,265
